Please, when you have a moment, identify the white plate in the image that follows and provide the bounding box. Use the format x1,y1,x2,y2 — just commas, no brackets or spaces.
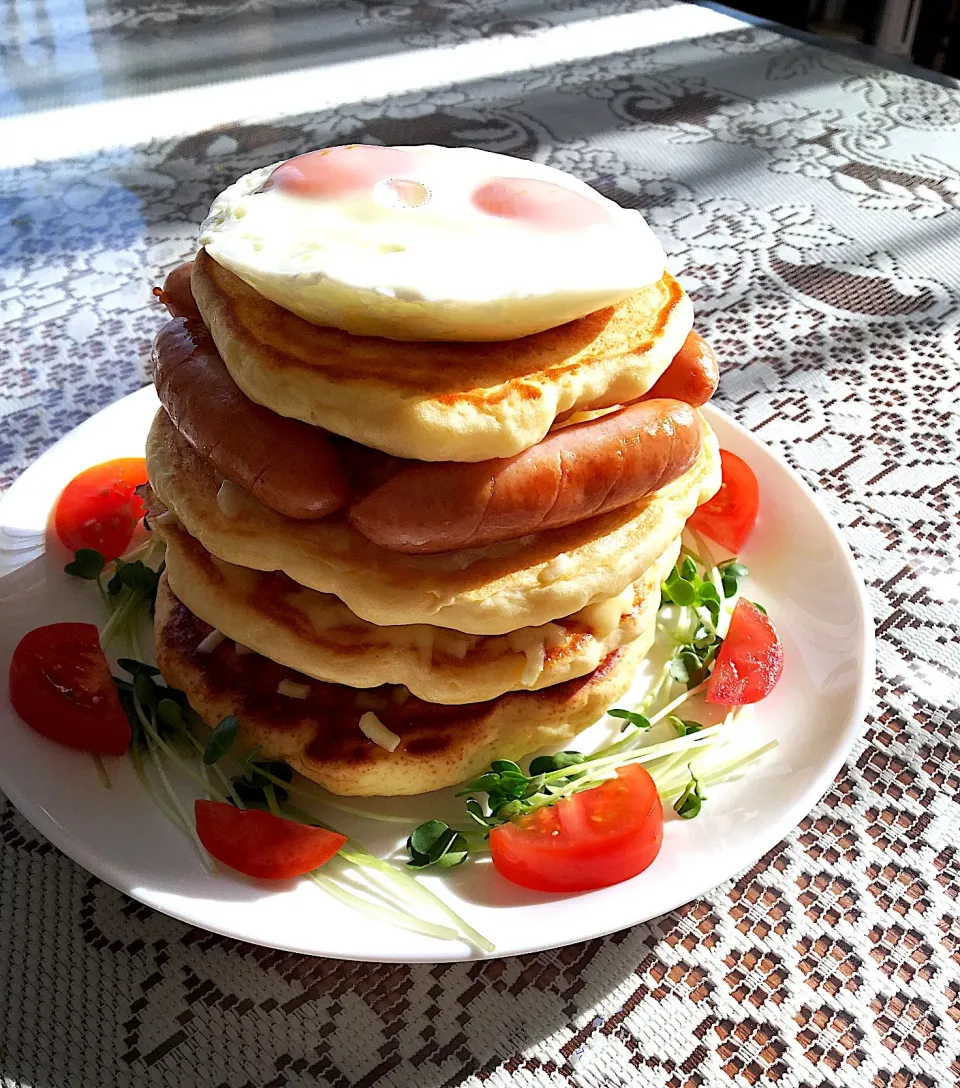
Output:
0,387,873,961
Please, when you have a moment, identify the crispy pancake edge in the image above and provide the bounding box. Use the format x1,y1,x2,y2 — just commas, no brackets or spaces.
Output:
155,579,651,796
192,249,694,461
147,409,721,635
156,515,678,704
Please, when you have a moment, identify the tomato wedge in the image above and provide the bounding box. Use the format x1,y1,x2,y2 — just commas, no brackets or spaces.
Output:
489,764,663,893
687,449,759,554
195,800,347,879
8,622,131,755
54,457,148,562
707,599,784,705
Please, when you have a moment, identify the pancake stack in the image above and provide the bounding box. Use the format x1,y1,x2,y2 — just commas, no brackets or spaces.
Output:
145,147,721,796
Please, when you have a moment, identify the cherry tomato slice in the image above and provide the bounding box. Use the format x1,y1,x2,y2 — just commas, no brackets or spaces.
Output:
489,764,663,893
706,599,784,705
54,457,148,562
195,800,347,880
687,449,759,554
9,622,131,756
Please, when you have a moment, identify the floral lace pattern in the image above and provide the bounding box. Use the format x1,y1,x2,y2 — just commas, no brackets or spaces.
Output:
1,2,960,1086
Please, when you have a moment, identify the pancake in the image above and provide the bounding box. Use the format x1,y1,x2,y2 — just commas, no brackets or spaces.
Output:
147,408,721,635
155,515,678,704
191,248,694,462
155,578,650,796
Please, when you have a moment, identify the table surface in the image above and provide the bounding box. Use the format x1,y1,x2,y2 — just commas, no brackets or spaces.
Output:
2,1,959,1085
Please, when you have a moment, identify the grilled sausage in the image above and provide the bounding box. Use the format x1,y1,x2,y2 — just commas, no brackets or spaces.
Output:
153,317,349,520
154,262,201,321
640,331,718,407
349,398,701,553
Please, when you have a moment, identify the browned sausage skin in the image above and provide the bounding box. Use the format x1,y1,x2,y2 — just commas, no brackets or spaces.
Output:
639,331,718,408
154,262,201,321
349,399,702,554
550,330,719,426
153,317,349,520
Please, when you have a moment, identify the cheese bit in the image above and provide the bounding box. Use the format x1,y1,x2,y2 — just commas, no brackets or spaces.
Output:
277,679,310,699
359,711,401,753
196,629,225,653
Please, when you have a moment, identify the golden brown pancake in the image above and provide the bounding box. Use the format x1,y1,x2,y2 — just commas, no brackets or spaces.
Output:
154,515,677,704
155,577,649,796
146,408,721,634
191,248,694,461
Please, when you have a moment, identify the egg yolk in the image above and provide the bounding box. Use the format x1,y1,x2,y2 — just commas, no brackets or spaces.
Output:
267,145,418,198
471,177,612,230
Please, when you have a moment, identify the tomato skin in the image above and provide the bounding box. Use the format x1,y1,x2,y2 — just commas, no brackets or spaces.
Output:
687,449,759,554
9,623,131,755
489,765,663,893
707,600,784,705
195,800,347,880
54,457,148,562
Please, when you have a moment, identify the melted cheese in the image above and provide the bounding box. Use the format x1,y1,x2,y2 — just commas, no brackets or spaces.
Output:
358,712,401,752
216,479,251,520
277,679,310,699
196,629,224,653
538,552,576,585
572,583,636,639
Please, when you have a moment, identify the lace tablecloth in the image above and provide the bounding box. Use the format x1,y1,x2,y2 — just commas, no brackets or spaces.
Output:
2,2,959,1085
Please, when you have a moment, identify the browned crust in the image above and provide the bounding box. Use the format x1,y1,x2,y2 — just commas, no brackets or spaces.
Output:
191,248,686,402
155,577,645,795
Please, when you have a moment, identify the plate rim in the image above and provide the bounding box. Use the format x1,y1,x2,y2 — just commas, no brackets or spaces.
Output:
0,389,875,961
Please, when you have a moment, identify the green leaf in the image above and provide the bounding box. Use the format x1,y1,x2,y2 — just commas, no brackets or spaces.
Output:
433,847,469,868
240,746,264,782
133,671,159,711
64,548,105,580
699,598,721,624
156,698,184,731
697,582,720,603
409,820,449,857
523,773,547,796
456,772,500,795
668,715,703,737
718,560,748,578
674,770,705,820
406,821,469,870
117,658,160,678
203,715,238,765
607,708,652,732
680,556,698,582
668,579,696,607
117,560,151,593
490,760,523,776
528,751,586,776
751,600,768,615
718,560,747,598
464,798,493,829
669,655,690,684
234,760,290,804
494,799,525,819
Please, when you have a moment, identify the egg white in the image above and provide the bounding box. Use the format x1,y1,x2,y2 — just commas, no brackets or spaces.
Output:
198,145,667,342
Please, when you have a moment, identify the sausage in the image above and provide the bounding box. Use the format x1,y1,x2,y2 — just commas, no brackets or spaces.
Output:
349,398,702,553
154,262,201,321
153,317,349,520
549,330,719,429
640,331,718,407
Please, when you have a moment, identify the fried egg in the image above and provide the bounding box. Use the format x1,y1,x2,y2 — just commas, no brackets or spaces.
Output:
198,144,667,342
